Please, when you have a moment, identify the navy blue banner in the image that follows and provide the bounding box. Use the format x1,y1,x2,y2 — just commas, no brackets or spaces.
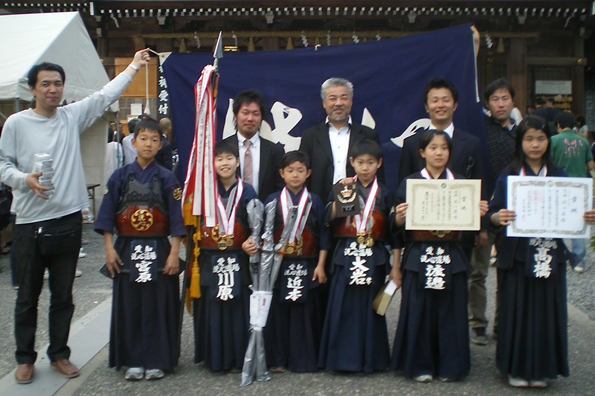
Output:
163,24,486,184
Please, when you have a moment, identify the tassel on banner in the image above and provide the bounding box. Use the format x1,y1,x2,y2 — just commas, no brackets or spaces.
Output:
190,227,201,298
184,226,201,312
183,201,200,227
181,53,219,313
183,201,202,311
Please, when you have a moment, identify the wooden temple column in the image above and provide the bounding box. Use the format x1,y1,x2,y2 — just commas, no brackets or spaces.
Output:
573,37,586,116
507,38,527,116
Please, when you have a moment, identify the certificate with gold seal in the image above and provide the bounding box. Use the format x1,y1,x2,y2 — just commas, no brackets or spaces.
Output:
406,179,481,231
507,176,592,238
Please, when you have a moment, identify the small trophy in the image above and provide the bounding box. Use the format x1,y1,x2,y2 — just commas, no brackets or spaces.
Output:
333,181,360,218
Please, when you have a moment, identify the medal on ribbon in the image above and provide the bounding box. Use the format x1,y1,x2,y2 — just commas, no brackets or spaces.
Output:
353,176,378,247
279,187,312,256
213,180,244,250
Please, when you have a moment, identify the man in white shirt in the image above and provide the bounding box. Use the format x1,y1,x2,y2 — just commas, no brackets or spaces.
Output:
300,78,381,202
0,49,150,385
222,90,284,202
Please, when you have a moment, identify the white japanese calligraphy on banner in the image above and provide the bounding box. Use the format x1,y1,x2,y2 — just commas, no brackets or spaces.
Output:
157,62,170,118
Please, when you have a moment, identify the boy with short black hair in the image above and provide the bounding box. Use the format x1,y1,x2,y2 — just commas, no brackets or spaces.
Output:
193,139,259,373
263,150,329,372
95,117,186,381
319,138,396,373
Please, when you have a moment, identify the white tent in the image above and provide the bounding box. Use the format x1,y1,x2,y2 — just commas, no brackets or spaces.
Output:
0,11,114,109
0,11,116,216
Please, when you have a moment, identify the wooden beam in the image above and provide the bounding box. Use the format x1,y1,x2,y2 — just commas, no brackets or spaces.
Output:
133,30,540,40
527,57,588,66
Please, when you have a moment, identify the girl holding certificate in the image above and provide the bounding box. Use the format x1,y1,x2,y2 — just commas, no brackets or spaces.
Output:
488,116,595,388
391,129,488,382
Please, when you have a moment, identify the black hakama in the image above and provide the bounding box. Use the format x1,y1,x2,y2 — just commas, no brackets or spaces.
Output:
391,269,470,378
110,251,179,371
192,180,257,372
318,241,390,373
496,259,568,380
390,170,473,379
264,259,324,372
262,189,329,372
489,165,570,381
95,160,186,372
193,250,251,372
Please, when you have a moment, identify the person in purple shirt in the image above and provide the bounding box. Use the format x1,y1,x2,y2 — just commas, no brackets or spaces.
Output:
94,118,186,381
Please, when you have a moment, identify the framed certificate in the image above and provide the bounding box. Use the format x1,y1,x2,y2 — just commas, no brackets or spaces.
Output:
406,179,481,231
507,176,592,238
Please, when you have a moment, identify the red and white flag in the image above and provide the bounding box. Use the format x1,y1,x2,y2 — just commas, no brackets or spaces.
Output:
182,65,218,226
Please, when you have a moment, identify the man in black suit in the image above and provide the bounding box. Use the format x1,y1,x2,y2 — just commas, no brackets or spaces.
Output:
222,90,284,202
398,77,485,191
398,77,487,267
299,77,381,202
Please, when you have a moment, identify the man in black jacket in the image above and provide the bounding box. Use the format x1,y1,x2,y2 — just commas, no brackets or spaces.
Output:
468,78,517,346
222,90,284,202
399,76,488,314
398,77,485,188
299,78,381,202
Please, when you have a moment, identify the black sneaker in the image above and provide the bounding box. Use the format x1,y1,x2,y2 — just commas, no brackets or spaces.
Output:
471,327,488,345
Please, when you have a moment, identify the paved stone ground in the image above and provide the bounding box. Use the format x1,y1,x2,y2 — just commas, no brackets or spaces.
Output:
0,224,594,395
